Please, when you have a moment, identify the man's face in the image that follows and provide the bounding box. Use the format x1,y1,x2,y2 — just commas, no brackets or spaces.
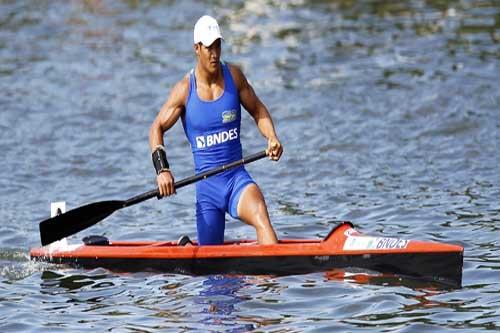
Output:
195,38,221,73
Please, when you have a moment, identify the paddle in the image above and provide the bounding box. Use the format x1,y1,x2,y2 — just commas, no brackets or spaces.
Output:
39,150,268,246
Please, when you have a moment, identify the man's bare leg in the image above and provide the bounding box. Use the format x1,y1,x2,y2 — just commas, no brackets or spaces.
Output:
237,184,278,244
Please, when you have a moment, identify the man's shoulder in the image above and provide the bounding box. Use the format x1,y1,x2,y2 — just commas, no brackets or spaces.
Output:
226,62,243,76
225,62,246,89
168,74,190,104
177,73,191,88
173,74,191,92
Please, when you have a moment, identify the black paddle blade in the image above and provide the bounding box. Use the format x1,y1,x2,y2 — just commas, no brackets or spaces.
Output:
39,200,124,246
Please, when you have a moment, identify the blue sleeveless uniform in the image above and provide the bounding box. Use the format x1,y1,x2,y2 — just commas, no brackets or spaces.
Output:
182,62,255,245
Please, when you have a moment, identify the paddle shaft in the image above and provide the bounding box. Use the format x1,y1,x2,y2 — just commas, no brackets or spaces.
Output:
122,149,266,208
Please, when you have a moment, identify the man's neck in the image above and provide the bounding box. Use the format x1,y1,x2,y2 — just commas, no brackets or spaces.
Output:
195,62,222,86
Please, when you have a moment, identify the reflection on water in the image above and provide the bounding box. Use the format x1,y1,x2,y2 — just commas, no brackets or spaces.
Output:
324,269,458,291
41,270,112,292
36,268,467,331
196,275,255,332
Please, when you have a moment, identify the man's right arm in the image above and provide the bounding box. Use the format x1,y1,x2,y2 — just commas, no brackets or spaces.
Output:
149,76,189,197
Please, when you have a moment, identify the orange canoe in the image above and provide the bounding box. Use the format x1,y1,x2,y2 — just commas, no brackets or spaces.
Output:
30,222,463,287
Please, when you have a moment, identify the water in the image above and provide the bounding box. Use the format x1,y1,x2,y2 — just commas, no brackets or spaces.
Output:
1,0,499,331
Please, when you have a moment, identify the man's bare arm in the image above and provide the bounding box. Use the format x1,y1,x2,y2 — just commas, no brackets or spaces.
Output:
149,76,189,196
149,76,189,151
230,64,283,160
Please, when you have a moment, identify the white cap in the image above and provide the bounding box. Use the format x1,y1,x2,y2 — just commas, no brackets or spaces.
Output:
193,15,223,46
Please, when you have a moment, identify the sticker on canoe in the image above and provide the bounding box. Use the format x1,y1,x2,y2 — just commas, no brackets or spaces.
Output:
343,235,409,251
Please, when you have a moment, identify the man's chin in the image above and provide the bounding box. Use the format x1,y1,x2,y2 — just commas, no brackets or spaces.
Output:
208,63,220,73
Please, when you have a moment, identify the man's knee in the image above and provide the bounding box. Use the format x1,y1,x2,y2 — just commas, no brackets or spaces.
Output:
243,192,268,217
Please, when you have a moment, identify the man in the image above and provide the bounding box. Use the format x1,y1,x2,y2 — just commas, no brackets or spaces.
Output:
149,15,283,245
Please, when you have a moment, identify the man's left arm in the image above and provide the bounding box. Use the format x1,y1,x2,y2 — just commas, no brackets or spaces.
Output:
230,65,283,161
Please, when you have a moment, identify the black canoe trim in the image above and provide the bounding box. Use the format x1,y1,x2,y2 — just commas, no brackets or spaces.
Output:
33,251,463,288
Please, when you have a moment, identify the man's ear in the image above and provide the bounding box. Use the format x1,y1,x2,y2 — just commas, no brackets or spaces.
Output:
193,43,200,56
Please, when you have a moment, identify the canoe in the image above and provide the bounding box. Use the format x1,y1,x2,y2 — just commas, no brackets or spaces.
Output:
30,222,463,287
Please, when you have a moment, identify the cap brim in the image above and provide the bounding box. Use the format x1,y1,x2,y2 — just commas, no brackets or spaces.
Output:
199,35,224,47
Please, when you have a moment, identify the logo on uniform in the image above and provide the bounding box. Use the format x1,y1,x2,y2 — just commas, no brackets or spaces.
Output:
222,109,237,123
196,136,206,148
196,128,238,149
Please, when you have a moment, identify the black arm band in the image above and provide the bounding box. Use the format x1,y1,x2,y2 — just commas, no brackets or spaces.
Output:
152,146,170,175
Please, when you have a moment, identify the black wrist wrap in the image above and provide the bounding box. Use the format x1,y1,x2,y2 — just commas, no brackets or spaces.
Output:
152,147,170,175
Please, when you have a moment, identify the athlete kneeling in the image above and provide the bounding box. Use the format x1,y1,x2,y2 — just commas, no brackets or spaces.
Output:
149,15,283,245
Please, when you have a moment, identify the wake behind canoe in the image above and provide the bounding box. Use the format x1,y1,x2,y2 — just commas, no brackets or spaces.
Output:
30,222,463,287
